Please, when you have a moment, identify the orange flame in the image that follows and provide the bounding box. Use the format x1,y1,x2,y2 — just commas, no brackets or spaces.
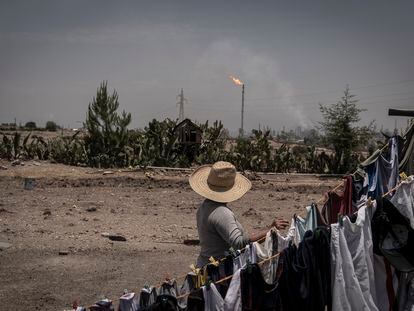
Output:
229,75,244,86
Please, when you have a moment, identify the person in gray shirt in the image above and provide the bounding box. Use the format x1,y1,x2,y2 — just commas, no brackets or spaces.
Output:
189,161,289,267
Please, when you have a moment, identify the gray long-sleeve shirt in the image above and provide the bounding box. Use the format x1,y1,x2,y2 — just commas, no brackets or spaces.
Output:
196,199,250,267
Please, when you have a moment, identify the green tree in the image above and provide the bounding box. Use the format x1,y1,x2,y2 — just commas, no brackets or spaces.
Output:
84,81,131,167
45,121,57,131
25,121,37,129
319,86,374,173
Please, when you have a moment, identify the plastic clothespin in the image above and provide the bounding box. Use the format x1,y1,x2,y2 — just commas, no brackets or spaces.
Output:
209,256,219,266
205,278,212,290
338,214,344,226
228,247,236,258
400,172,408,181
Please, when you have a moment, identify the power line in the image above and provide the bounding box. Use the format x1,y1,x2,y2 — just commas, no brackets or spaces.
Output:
245,79,414,102
188,78,414,106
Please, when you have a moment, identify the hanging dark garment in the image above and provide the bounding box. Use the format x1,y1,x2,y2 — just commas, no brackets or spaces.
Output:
398,122,414,175
144,295,179,311
186,288,205,311
204,263,230,298
321,176,354,225
341,175,354,215
352,171,369,209
158,279,179,297
321,191,342,225
371,197,414,272
240,263,281,311
222,254,234,277
89,299,114,311
278,228,331,311
139,287,158,309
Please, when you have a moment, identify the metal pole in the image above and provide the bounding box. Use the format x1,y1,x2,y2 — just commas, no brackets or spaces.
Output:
241,84,245,137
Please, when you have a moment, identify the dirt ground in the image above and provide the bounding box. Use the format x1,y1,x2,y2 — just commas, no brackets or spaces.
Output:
0,160,340,310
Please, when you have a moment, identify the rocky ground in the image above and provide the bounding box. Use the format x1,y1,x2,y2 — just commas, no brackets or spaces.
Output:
0,160,340,310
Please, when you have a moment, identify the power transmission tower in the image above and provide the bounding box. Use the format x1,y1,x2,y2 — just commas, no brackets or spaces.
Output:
177,88,187,122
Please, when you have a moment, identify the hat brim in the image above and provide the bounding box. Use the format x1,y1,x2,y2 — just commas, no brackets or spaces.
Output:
189,165,252,203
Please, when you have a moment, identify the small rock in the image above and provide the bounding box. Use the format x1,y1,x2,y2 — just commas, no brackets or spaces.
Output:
0,165,7,170
32,161,41,166
11,159,21,166
81,217,88,222
108,234,127,241
242,207,258,217
58,250,69,256
183,239,200,246
0,242,12,250
24,178,36,190
43,209,52,216
103,170,115,175
101,232,110,237
268,193,274,197
86,207,97,212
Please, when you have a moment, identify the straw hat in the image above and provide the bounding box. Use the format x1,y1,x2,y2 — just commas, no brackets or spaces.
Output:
189,161,252,203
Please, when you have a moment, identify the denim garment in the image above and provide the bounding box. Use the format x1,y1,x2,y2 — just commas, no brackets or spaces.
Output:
362,136,399,199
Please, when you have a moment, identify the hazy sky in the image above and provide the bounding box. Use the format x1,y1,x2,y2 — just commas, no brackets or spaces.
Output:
1,0,413,133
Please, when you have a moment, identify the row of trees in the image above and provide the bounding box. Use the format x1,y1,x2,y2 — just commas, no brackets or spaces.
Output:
0,81,377,173
2,121,59,131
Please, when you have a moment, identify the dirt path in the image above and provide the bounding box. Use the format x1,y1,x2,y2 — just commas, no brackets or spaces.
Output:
0,160,340,310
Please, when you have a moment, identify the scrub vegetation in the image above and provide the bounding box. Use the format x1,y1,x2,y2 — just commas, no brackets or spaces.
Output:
0,82,379,174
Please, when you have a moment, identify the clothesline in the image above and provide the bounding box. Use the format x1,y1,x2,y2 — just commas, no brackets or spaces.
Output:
101,235,273,308
317,141,392,205
105,141,396,307
176,252,281,299
152,234,268,289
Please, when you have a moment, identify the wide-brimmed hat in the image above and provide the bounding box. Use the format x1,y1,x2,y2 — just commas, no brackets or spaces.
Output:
189,161,251,203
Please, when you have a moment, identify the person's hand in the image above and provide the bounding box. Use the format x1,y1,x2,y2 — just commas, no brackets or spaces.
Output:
271,218,289,230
